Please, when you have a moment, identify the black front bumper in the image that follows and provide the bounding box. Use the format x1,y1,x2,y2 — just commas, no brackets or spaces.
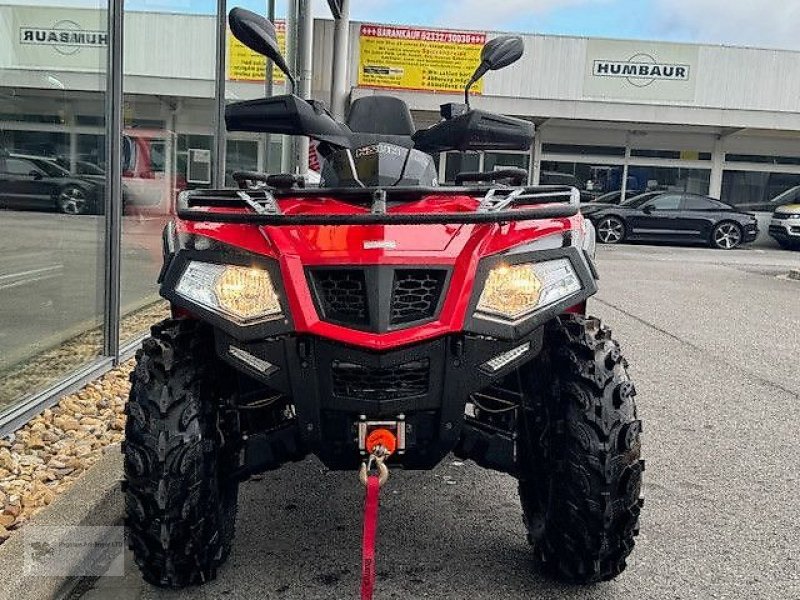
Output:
215,328,543,470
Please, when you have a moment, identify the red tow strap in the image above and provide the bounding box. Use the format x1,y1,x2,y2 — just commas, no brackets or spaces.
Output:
360,474,381,600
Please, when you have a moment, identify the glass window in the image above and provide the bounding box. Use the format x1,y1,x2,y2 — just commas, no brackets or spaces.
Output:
542,143,625,157
721,170,800,211
623,191,662,207
726,154,800,166
645,194,682,210
0,1,107,412
484,152,529,173
627,166,710,195
540,161,625,202
119,2,219,345
443,152,480,184
631,149,711,161
683,195,730,211
225,138,260,186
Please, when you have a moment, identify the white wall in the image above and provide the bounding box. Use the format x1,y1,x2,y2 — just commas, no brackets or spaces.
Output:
4,5,800,131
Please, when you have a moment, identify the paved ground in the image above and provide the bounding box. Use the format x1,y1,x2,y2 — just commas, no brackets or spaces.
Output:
0,211,163,372
79,243,800,600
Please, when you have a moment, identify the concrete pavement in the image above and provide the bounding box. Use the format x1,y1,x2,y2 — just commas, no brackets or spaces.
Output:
75,243,800,600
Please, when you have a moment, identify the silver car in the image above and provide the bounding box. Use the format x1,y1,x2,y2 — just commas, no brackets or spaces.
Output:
769,203,800,249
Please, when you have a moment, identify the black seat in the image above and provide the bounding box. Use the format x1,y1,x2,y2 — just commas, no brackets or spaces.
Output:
345,97,416,149
346,96,415,135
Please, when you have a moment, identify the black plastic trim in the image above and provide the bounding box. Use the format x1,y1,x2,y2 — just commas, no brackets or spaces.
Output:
178,204,578,225
213,328,544,470
176,185,579,225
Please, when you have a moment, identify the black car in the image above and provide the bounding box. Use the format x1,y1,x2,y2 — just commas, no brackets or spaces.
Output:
584,191,759,250
0,153,104,215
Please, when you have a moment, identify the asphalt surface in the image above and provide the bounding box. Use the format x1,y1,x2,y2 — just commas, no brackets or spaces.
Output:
0,211,164,372
79,243,800,600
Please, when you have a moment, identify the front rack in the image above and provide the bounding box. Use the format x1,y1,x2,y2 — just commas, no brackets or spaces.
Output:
176,185,580,226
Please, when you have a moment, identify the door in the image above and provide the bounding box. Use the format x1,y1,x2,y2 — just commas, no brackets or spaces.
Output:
680,194,728,239
628,193,683,239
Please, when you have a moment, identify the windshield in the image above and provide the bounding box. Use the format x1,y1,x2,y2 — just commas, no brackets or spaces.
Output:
320,143,438,188
770,185,800,205
29,158,70,177
622,191,660,208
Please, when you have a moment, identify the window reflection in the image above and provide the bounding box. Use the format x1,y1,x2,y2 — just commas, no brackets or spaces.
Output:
0,1,108,411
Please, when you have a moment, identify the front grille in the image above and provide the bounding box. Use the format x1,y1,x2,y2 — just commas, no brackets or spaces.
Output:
331,359,430,401
773,212,794,220
390,269,447,325
310,269,368,326
309,267,448,330
769,225,786,234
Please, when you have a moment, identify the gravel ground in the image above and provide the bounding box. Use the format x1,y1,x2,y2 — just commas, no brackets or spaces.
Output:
50,243,800,599
0,364,131,543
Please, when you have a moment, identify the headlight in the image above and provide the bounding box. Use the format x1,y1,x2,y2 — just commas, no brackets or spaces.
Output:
476,258,581,320
175,261,282,322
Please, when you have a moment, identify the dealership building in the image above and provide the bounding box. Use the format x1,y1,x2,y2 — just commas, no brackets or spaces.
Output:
4,4,800,206
1,1,800,423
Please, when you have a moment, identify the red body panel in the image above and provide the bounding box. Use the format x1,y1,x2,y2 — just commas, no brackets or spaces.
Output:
176,194,584,350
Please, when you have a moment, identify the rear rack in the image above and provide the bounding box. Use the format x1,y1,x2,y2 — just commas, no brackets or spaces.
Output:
176,185,580,226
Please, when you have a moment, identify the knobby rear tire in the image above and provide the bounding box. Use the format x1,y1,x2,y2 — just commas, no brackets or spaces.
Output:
123,318,240,588
518,315,643,584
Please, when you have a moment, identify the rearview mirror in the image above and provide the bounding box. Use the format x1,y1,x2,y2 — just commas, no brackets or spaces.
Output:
481,35,525,71
464,35,524,106
228,7,296,92
29,170,43,180
642,204,654,214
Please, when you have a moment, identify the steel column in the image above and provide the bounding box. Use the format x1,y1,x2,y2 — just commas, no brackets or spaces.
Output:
330,0,350,120
295,0,313,175
263,0,276,173
281,0,298,173
213,0,228,187
103,0,123,360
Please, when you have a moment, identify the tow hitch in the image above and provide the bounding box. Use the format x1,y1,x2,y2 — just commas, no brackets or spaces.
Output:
357,416,406,456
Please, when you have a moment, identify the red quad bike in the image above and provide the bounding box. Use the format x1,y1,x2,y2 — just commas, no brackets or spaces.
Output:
123,7,643,590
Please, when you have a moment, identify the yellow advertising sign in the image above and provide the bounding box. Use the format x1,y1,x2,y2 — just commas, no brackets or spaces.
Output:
358,24,486,93
227,20,286,83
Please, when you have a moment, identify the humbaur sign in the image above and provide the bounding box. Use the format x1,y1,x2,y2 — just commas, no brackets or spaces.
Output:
583,39,698,101
593,54,690,87
19,20,107,55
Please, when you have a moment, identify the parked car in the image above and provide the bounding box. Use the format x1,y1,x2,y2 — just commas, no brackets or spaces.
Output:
769,203,800,249
586,191,759,250
0,153,104,214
